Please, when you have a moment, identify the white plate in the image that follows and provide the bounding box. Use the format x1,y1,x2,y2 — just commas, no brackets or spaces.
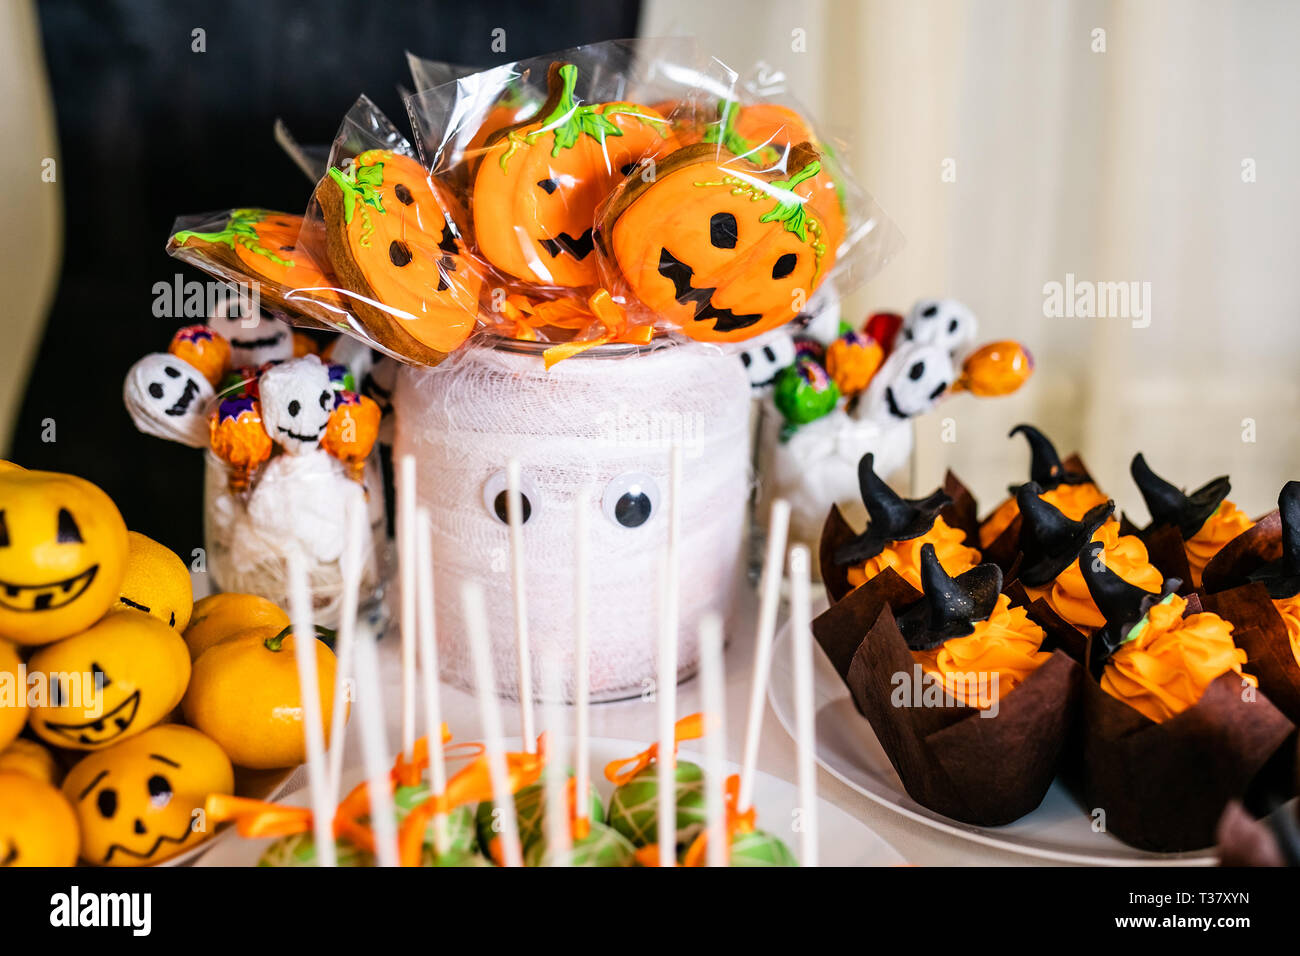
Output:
194,737,905,867
768,621,1216,866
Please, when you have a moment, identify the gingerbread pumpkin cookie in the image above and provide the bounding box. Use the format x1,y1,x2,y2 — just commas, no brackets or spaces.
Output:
472,62,677,287
317,149,483,366
171,209,343,320
602,141,837,343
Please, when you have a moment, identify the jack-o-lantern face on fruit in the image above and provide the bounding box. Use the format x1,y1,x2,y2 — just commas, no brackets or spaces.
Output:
605,142,836,343
27,609,190,750
0,469,129,646
318,149,482,365
472,62,678,287
62,724,233,867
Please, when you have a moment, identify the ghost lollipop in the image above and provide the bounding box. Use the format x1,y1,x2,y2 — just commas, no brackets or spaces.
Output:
258,355,335,455
124,353,214,448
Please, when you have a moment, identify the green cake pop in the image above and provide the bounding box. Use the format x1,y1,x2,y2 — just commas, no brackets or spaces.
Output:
475,776,605,856
427,849,495,867
728,829,799,867
257,832,372,867
523,820,637,868
607,760,707,850
393,784,479,861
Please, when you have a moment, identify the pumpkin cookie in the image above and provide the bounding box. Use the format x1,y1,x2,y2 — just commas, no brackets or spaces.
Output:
317,149,482,366
472,62,677,287
602,141,837,343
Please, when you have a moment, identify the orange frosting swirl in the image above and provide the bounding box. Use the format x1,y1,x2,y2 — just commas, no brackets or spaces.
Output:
912,594,1051,708
1025,520,1164,631
1183,501,1254,588
1100,593,1254,723
978,481,1108,549
847,517,981,592
1271,593,1300,669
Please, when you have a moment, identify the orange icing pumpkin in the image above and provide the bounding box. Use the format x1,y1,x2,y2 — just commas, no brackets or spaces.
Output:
473,63,676,287
979,481,1108,549
912,594,1051,708
1184,501,1255,588
1100,593,1253,723
607,142,836,343
319,149,482,364
847,517,980,592
1025,520,1163,631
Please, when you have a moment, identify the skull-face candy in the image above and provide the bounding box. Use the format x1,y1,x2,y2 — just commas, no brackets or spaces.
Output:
208,301,295,368
738,330,797,394
859,340,954,424
903,299,978,360
123,353,214,448
259,355,334,454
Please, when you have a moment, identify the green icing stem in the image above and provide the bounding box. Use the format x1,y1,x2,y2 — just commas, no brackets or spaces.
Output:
499,63,668,169
702,99,780,166
173,208,294,268
326,162,386,247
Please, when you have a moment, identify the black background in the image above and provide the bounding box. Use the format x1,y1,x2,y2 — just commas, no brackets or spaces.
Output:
9,0,641,553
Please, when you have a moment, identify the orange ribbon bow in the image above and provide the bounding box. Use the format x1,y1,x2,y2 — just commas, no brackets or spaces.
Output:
681,773,757,867
603,713,708,787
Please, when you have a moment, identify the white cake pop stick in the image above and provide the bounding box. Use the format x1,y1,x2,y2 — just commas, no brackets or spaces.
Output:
352,622,399,867
287,550,335,868
415,507,449,855
739,498,790,813
541,645,571,866
398,454,418,757
326,496,365,805
657,444,683,868
506,458,536,750
699,613,727,868
573,488,592,834
788,544,819,867
462,580,524,868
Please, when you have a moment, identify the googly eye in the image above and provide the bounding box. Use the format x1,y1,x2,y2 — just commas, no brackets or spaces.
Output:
482,469,538,525
602,472,660,529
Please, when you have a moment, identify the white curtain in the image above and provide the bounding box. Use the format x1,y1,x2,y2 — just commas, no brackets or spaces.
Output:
641,0,1300,519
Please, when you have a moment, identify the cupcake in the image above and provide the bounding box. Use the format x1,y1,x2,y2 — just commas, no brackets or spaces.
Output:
820,452,980,603
1129,452,1252,589
1079,542,1294,851
1200,481,1300,723
977,424,1108,559
812,543,1082,825
1006,483,1165,660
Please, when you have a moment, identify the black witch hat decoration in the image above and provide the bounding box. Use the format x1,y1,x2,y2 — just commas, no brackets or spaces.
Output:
1007,424,1090,495
832,453,952,567
895,543,1004,651
1014,482,1115,588
1130,452,1231,540
1246,481,1300,600
1079,540,1180,676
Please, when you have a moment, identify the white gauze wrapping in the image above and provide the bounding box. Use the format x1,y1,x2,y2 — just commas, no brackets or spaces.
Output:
395,341,752,701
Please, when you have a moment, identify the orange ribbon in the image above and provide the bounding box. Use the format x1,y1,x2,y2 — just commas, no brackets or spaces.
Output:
681,774,757,867
603,713,708,786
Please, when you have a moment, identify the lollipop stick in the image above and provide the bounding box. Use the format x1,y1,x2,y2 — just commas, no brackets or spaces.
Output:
657,444,683,868
398,454,418,756
353,622,400,867
326,496,365,805
573,488,592,832
506,458,536,750
415,507,449,856
788,544,819,867
462,580,524,868
699,613,727,868
739,498,790,813
541,645,571,866
287,550,335,868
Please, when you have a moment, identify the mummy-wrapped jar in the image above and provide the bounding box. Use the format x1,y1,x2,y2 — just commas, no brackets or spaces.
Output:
395,338,751,701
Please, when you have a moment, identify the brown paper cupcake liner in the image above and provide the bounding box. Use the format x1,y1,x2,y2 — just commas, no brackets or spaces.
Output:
938,470,980,548
1201,583,1300,726
1003,580,1088,662
812,572,1082,826
1082,632,1295,853
1137,523,1197,596
819,503,861,605
1201,509,1283,593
